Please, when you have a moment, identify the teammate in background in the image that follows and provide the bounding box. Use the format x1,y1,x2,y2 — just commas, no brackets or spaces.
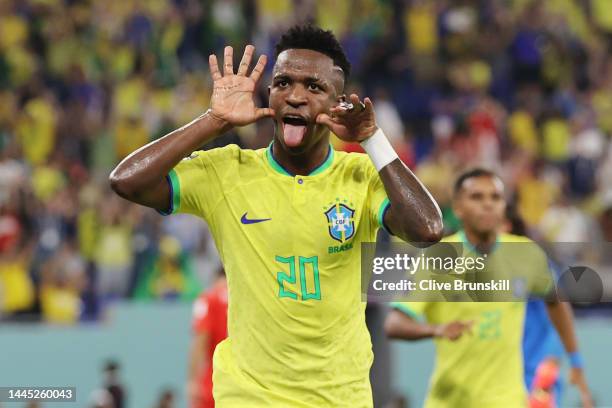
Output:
188,267,228,408
109,25,442,406
385,168,592,408
504,205,566,408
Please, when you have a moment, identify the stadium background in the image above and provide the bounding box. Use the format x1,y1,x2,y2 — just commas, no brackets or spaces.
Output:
1,0,611,407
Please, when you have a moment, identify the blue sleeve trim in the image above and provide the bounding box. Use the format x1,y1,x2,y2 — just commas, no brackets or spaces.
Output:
156,174,173,216
156,170,180,216
377,198,393,235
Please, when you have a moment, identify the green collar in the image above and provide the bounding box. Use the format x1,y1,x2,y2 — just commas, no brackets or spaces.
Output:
266,142,334,177
458,230,500,255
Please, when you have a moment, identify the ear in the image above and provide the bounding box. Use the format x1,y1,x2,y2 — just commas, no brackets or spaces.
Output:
452,198,463,221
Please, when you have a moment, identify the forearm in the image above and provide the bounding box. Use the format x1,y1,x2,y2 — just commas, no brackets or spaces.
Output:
546,301,578,354
359,129,442,243
110,110,229,203
188,346,200,382
385,310,437,340
188,334,207,381
379,160,444,243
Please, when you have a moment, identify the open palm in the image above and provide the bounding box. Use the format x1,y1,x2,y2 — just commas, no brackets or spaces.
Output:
209,45,274,126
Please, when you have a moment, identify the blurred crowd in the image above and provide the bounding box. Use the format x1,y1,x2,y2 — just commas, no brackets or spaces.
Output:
1,0,612,323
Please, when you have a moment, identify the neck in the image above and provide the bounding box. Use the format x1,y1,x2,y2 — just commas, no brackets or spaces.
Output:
463,228,498,253
272,135,330,176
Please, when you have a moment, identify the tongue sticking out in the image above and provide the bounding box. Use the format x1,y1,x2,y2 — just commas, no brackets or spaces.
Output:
282,123,307,147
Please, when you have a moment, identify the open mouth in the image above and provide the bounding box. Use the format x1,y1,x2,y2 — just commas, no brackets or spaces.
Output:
282,115,308,147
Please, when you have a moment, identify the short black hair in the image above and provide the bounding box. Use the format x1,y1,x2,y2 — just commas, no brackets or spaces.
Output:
104,360,119,372
453,168,500,195
505,203,527,236
275,25,351,79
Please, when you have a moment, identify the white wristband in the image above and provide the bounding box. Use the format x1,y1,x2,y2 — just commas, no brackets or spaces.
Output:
360,128,398,171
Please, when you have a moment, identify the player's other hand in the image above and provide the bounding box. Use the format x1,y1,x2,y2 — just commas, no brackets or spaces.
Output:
569,367,594,408
316,94,377,142
434,320,474,341
208,45,275,127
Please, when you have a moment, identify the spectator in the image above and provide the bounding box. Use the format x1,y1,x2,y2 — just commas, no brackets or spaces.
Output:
39,241,86,324
94,197,134,300
0,237,34,319
104,360,126,408
133,235,201,301
155,388,175,408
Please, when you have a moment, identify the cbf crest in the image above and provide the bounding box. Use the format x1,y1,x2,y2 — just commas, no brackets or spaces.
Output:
324,200,355,243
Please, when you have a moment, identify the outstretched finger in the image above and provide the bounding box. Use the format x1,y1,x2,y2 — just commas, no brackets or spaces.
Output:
349,94,368,114
209,54,222,81
255,107,275,120
250,54,267,83
364,97,375,114
464,320,475,335
223,46,234,75
237,45,254,76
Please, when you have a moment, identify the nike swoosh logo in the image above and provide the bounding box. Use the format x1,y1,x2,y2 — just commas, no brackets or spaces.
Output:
240,212,271,224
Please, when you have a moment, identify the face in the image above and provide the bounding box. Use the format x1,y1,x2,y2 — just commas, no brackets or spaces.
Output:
269,49,344,154
453,175,506,235
601,208,612,241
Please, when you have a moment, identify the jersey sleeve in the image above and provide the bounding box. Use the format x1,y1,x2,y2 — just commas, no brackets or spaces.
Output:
159,145,239,222
365,160,391,234
529,256,556,299
390,301,429,322
521,243,556,298
191,294,211,334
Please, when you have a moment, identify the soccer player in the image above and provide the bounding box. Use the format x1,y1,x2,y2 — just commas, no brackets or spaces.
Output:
385,168,592,408
188,267,228,408
109,25,443,406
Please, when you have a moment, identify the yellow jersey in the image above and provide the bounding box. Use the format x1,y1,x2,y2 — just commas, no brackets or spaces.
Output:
165,143,390,407
391,232,554,408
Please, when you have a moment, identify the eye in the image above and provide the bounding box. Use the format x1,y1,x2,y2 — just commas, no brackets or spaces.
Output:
277,80,289,88
308,83,321,91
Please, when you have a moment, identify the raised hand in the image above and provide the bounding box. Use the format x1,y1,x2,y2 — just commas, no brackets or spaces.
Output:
434,320,475,341
209,45,274,127
316,94,378,142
